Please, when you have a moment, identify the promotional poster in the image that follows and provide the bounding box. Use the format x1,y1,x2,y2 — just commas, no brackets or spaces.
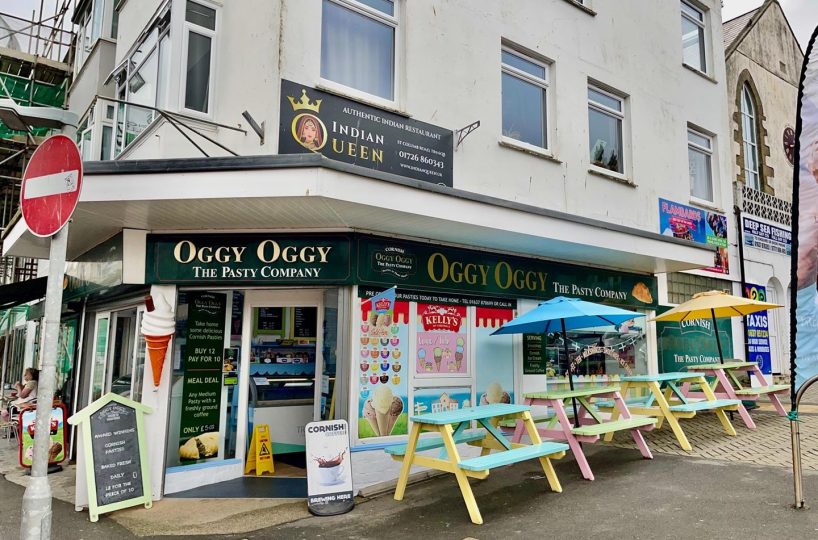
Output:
305,420,354,516
415,304,468,378
658,198,729,274
743,283,772,375
19,405,66,467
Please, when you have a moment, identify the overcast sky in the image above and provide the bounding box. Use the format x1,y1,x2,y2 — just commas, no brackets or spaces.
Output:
723,0,817,49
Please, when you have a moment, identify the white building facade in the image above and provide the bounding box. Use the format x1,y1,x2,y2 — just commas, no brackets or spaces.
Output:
6,0,734,500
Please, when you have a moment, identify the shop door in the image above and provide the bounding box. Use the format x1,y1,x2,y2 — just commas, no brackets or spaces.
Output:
239,290,324,464
88,311,111,402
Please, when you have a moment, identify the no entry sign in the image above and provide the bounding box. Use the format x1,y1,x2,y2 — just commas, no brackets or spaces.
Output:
20,134,82,237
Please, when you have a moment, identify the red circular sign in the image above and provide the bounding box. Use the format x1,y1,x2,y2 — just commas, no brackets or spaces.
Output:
20,134,83,237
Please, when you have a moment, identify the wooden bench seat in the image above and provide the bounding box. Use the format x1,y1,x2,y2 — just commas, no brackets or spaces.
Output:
570,417,656,436
733,385,788,396
457,441,569,471
593,398,653,409
384,431,486,456
667,399,740,413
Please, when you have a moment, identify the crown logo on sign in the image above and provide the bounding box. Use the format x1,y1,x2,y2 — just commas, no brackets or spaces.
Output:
375,298,391,311
288,89,321,113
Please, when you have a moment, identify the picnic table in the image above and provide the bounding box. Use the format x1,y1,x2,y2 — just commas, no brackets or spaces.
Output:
501,385,655,481
385,403,568,525
598,373,740,451
682,361,789,429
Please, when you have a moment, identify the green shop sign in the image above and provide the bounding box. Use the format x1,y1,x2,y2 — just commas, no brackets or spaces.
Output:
146,234,353,284
657,317,734,372
356,236,658,309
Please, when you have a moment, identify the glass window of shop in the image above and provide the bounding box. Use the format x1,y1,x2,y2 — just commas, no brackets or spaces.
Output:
354,294,517,443
522,317,648,383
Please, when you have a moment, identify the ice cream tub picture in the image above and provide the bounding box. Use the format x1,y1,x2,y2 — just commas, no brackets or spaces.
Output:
305,419,354,516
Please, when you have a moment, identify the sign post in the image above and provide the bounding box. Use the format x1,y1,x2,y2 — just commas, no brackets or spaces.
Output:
19,134,82,540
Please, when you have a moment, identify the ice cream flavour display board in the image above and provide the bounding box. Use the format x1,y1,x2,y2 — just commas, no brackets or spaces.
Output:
179,292,227,462
357,300,408,439
415,304,468,378
19,404,67,468
68,393,153,522
305,420,354,516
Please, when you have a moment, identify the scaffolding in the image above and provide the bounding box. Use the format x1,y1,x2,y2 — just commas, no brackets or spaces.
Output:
0,2,74,284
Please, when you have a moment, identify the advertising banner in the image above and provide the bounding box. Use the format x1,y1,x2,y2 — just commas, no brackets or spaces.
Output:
415,304,468,378
657,317,733,372
658,198,728,274
357,235,658,309
357,299,408,439
19,404,66,467
279,80,454,186
179,292,226,462
412,386,473,415
743,283,772,374
743,217,792,256
792,30,818,398
305,420,354,516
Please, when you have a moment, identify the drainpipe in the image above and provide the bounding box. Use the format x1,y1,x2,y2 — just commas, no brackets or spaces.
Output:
733,184,752,365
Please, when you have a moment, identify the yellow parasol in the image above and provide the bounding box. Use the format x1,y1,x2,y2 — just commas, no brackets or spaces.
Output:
650,290,782,363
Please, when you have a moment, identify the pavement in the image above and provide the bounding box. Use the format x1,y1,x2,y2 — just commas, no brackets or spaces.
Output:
2,395,818,537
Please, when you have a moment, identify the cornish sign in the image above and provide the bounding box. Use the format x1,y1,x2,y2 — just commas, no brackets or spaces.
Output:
657,316,734,372
279,79,454,186
357,236,658,308
146,234,353,284
743,217,792,256
68,393,153,522
305,420,354,516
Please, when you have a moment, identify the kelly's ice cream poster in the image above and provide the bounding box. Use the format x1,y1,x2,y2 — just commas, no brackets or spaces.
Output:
476,308,515,405
416,304,468,378
358,300,408,438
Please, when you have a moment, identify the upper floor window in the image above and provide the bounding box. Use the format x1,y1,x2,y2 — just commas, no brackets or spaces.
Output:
688,127,713,202
321,0,397,101
182,0,217,114
501,47,549,150
74,0,114,73
741,84,761,190
681,1,706,73
588,85,624,174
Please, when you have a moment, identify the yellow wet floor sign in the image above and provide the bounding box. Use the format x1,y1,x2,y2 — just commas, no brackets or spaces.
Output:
244,424,275,475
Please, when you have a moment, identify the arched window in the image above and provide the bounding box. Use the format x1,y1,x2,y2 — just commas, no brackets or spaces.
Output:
741,83,761,190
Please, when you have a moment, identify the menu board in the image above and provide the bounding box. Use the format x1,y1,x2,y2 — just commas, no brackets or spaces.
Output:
293,307,317,339
523,334,547,374
180,292,227,462
90,402,143,506
256,307,284,332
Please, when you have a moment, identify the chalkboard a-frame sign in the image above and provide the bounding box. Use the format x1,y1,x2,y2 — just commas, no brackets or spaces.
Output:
68,393,153,522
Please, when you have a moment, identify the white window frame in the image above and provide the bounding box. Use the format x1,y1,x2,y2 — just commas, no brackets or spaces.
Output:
587,84,626,178
179,0,219,117
741,84,761,191
687,127,714,204
319,0,402,110
681,0,708,74
500,45,552,154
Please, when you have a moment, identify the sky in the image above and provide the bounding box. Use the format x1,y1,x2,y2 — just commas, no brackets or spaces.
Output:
723,0,818,49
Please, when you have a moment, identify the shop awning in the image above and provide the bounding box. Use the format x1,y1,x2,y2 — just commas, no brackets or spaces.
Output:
2,155,715,275
0,277,47,310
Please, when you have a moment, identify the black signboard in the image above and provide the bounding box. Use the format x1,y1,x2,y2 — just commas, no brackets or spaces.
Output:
180,292,227,462
90,402,143,506
279,79,454,186
293,307,317,339
257,307,284,332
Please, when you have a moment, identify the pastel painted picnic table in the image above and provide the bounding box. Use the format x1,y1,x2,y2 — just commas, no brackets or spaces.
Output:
600,372,740,452
682,362,789,429
384,403,568,525
504,385,655,481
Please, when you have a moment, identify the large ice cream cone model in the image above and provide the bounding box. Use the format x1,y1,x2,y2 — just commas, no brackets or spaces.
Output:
141,294,176,388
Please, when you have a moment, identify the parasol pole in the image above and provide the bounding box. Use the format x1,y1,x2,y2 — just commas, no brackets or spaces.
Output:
560,319,580,427
711,308,725,364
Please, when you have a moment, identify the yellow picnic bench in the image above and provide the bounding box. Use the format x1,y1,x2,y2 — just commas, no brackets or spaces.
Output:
385,403,568,525
597,372,740,451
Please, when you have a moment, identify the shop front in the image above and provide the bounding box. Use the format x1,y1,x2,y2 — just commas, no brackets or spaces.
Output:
143,231,659,496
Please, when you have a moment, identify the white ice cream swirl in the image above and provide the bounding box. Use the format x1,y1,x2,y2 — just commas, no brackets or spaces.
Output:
141,294,176,336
